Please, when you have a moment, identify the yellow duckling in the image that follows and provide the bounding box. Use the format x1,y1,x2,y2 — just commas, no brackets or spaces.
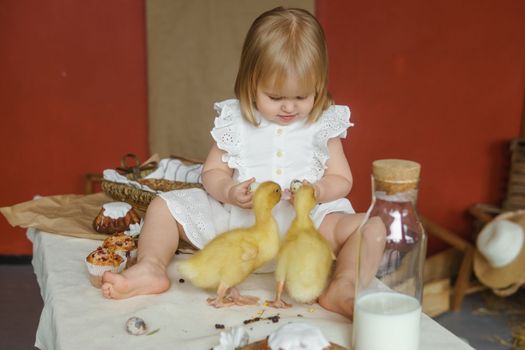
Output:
177,181,281,307
267,183,335,308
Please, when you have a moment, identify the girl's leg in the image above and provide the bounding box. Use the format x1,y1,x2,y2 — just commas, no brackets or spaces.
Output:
318,213,386,319
101,197,188,299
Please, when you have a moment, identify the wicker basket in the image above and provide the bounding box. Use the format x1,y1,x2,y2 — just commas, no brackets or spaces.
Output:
102,178,203,212
102,154,203,212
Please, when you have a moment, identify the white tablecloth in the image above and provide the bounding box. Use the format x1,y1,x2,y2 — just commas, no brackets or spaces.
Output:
28,228,474,350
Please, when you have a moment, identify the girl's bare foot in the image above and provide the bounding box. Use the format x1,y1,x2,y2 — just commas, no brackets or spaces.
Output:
318,277,355,320
101,260,170,299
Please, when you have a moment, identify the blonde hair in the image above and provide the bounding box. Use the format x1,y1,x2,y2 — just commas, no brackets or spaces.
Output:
234,7,332,125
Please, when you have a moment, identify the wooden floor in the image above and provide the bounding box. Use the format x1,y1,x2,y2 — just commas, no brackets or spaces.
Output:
0,262,520,350
435,289,523,350
0,264,42,350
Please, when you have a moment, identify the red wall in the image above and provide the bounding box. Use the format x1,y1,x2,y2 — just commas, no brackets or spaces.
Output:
317,0,525,253
1,1,525,255
0,1,149,254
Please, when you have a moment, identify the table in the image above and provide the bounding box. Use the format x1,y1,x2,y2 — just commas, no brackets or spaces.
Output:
28,228,474,350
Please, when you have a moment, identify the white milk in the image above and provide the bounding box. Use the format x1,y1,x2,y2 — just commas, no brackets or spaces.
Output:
353,292,421,350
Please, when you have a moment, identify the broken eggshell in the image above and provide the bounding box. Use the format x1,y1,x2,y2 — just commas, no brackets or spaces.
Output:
248,181,261,193
289,179,303,193
126,316,147,335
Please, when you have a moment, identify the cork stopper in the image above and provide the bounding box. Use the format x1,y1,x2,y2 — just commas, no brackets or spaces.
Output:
372,159,421,194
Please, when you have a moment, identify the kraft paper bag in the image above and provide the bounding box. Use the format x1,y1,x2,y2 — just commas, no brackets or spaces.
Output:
0,192,122,240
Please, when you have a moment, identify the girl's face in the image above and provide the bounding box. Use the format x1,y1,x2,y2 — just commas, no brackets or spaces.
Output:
255,76,315,126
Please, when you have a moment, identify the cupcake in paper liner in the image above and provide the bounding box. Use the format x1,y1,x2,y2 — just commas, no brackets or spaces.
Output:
102,233,138,268
85,247,126,288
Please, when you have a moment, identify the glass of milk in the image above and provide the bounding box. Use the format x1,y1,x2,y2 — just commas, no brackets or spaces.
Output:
352,159,427,350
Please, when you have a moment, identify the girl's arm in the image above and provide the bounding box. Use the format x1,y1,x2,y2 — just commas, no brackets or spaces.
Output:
201,143,255,208
314,138,353,203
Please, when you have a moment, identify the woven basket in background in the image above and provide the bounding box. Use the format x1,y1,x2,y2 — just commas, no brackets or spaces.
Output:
102,179,202,212
102,154,203,212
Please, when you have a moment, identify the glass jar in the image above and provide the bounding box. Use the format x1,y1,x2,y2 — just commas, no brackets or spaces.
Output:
352,159,427,350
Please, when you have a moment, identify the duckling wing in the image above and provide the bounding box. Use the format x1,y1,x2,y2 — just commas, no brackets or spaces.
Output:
215,237,260,287
240,240,259,261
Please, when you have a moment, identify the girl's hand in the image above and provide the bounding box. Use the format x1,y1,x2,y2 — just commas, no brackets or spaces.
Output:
226,178,256,209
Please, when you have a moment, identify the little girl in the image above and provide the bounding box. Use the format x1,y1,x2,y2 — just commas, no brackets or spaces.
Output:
102,6,385,319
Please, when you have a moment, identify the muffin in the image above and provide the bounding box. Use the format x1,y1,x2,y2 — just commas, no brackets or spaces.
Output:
240,339,346,350
93,202,141,235
102,233,138,267
240,323,347,350
85,247,126,288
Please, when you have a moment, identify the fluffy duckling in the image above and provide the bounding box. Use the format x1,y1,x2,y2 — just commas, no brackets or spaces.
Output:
267,183,335,308
177,181,281,307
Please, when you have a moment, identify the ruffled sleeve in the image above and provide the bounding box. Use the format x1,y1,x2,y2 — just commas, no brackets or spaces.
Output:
311,105,353,179
210,99,244,172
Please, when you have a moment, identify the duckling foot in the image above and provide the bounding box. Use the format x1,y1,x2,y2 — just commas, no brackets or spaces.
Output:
207,282,235,308
266,281,292,308
228,287,260,306
207,296,235,308
265,299,292,309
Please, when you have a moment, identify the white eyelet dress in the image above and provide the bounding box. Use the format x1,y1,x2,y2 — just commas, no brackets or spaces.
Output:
159,99,355,254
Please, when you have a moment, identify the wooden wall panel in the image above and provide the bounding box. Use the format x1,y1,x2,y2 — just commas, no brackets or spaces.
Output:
146,0,314,161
